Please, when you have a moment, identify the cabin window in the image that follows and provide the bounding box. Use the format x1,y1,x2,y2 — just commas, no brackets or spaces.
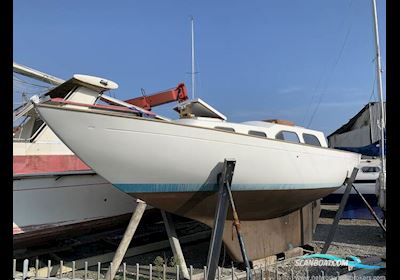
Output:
303,133,321,147
248,130,267,138
214,126,235,132
275,131,300,143
361,166,380,173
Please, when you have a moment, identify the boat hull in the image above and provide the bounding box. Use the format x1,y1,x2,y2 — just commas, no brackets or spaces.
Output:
322,158,382,219
35,105,360,197
127,190,323,261
332,181,376,195
323,181,377,204
13,171,137,247
127,188,335,222
35,104,360,260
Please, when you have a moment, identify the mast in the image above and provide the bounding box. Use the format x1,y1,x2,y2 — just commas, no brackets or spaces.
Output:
191,16,195,99
13,62,64,85
371,0,386,175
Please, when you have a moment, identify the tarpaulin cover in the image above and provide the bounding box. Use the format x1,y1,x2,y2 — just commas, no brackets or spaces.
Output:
328,102,386,149
335,134,386,157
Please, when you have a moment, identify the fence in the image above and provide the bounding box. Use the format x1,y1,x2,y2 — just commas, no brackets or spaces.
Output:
13,258,353,280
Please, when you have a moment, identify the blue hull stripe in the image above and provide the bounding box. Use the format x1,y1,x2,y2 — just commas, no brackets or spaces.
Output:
114,183,338,193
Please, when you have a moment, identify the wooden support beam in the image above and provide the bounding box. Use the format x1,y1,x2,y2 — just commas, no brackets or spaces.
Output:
34,230,210,277
161,210,190,279
106,200,147,280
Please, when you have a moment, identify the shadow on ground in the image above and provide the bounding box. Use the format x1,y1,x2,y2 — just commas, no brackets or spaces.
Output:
314,223,385,247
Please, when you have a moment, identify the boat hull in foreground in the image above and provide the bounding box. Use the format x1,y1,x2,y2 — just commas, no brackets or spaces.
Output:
13,171,137,248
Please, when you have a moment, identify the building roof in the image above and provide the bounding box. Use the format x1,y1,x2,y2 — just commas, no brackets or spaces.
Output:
327,102,385,138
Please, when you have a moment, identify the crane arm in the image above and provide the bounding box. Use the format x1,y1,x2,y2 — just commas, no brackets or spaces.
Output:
124,83,188,110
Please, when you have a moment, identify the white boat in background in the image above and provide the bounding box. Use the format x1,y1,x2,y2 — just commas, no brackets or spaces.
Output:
33,75,361,260
322,158,381,201
13,71,138,247
321,157,384,219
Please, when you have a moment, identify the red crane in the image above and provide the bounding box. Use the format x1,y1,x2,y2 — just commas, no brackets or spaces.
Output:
124,83,188,110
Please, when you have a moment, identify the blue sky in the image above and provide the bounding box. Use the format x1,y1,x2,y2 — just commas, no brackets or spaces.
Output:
13,0,386,136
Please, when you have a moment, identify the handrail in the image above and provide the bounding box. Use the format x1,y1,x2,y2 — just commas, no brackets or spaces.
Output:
50,98,156,116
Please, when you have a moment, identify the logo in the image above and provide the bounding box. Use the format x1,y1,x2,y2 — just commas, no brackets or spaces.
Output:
295,254,383,270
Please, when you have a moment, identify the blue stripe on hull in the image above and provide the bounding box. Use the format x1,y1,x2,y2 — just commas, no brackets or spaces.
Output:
114,183,338,193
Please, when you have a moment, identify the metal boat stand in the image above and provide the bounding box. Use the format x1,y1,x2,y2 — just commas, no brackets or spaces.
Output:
206,159,253,280
321,167,386,254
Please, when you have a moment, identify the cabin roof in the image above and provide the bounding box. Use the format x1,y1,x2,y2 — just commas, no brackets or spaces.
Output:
263,119,295,126
174,98,227,120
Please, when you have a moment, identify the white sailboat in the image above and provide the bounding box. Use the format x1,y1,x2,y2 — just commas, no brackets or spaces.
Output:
31,74,360,260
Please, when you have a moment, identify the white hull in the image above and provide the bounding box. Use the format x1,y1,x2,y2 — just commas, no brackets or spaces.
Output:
13,74,142,245
331,158,380,195
34,90,361,261
333,182,376,195
13,171,136,241
36,105,360,221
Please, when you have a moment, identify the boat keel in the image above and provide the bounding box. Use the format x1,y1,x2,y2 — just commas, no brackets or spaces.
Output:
219,200,320,262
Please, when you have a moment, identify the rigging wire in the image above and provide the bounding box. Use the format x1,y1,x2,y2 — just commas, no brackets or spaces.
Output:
302,1,354,125
300,59,330,125
368,68,377,103
306,1,354,128
13,74,52,110
195,51,201,99
13,89,48,95
13,75,53,89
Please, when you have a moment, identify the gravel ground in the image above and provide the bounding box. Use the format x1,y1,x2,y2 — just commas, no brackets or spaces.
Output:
109,206,386,279
254,206,386,280
17,205,386,279
313,206,386,259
